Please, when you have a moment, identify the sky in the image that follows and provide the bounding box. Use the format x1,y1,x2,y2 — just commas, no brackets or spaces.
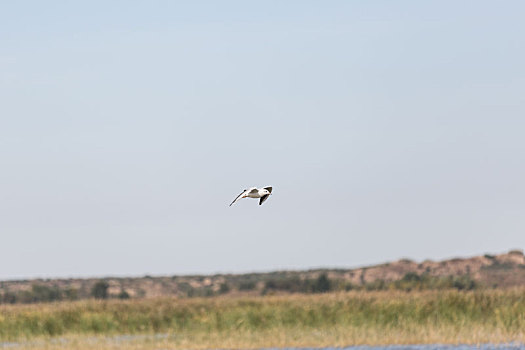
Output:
1,1,524,280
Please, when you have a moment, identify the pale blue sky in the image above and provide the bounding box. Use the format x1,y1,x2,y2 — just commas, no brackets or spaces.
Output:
1,1,524,279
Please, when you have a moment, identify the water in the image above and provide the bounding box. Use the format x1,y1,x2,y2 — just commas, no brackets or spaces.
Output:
2,339,524,349
267,346,525,350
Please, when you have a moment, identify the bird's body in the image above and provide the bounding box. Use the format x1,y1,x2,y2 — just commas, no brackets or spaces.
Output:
245,187,267,198
230,186,273,206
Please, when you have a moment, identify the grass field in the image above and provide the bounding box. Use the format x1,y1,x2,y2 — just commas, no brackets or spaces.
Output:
1,289,525,349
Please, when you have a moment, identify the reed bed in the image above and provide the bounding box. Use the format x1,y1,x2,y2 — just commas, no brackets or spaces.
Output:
2,289,525,349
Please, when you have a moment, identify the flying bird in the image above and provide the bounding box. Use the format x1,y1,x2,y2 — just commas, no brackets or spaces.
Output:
229,186,273,206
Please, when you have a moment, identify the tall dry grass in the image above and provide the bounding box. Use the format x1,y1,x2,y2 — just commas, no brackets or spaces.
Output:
2,289,525,348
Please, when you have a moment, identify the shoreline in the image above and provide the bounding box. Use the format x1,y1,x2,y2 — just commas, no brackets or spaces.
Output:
2,290,525,349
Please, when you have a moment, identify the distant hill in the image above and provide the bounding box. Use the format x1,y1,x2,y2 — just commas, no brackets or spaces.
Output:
1,249,524,304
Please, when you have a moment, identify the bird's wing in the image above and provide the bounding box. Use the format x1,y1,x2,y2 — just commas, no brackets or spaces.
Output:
259,194,270,205
248,188,259,194
264,186,272,193
229,190,247,206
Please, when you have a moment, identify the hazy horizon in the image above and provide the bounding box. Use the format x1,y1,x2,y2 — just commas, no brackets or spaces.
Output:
1,1,524,280
2,247,523,282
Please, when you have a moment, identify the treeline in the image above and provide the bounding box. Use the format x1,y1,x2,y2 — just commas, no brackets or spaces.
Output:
263,273,332,293
0,281,129,304
262,272,477,293
1,285,76,304
359,272,478,292
0,273,479,305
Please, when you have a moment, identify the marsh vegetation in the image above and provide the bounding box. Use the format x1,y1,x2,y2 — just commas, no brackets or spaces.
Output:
1,289,525,349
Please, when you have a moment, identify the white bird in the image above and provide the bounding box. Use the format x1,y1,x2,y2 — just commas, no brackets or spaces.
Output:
229,186,273,206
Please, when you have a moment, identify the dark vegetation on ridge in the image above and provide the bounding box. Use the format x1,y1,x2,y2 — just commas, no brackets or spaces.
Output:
1,250,524,304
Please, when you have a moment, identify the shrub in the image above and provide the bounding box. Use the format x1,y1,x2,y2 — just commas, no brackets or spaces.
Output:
452,275,477,290
238,281,256,291
91,281,109,299
365,279,386,291
30,284,62,302
219,283,230,294
64,288,79,301
118,290,130,299
402,272,421,282
311,273,331,293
